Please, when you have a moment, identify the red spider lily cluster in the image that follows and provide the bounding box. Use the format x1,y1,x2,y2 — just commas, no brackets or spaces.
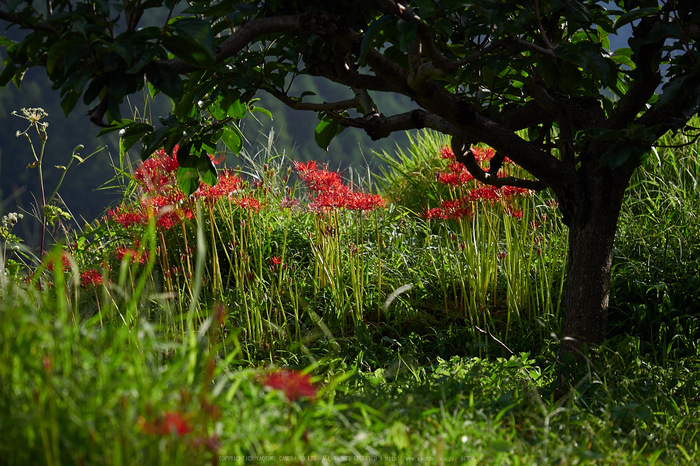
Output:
138,410,193,436
108,147,250,233
427,145,531,220
260,369,317,402
80,269,103,289
293,160,385,212
46,250,72,271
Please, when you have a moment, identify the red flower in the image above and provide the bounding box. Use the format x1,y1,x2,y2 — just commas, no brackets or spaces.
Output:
346,192,385,211
436,171,461,186
468,186,501,203
194,169,242,205
234,195,262,212
80,269,103,289
46,250,72,271
108,205,147,229
440,146,455,160
134,147,180,193
261,369,317,401
425,199,472,220
138,410,193,436
472,145,495,163
269,256,282,266
115,244,149,265
291,160,318,177
509,208,524,219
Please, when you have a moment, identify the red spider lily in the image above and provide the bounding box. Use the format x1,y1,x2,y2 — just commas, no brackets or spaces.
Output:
279,196,300,209
425,207,445,219
193,169,242,204
425,199,472,220
440,146,455,160
508,208,524,219
294,161,385,213
269,256,284,272
46,250,72,271
269,256,282,266
134,147,180,193
467,186,501,203
141,194,193,230
436,171,461,186
436,161,475,186
261,369,317,402
439,144,495,164
309,191,348,211
234,195,262,212
115,244,149,265
301,168,346,193
346,192,385,211
472,145,495,163
291,160,318,177
499,185,532,199
108,205,147,229
80,269,103,289
138,410,193,436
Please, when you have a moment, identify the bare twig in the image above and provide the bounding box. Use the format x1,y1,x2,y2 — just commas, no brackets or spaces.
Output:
534,0,555,50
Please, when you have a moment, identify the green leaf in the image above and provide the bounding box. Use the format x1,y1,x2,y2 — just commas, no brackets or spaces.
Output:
360,15,392,65
176,166,201,196
98,119,133,137
314,117,345,152
198,156,218,186
587,127,623,142
141,125,172,159
121,122,154,153
615,7,659,30
162,17,215,68
0,62,18,87
146,62,184,100
60,90,81,117
251,106,273,120
221,125,243,154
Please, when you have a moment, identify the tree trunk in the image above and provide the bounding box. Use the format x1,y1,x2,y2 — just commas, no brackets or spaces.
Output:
559,171,631,358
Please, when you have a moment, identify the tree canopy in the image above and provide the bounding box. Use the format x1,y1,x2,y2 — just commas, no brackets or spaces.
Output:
2,0,699,358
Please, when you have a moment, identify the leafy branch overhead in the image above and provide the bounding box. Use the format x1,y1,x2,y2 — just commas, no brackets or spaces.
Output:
1,3,697,183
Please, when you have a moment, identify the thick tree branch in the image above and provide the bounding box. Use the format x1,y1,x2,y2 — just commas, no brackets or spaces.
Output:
607,18,665,130
327,109,461,141
0,10,58,33
305,55,401,93
165,12,339,74
261,87,361,112
451,137,548,190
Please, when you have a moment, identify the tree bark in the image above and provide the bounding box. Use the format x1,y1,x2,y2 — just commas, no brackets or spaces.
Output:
559,169,631,358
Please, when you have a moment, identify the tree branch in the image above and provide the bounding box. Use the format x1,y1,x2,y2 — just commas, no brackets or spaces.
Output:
164,12,339,74
512,38,557,59
607,18,665,131
261,87,361,112
451,137,548,190
326,109,460,141
0,10,59,33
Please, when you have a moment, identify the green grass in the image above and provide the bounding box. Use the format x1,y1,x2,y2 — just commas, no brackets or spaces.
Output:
0,128,698,465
